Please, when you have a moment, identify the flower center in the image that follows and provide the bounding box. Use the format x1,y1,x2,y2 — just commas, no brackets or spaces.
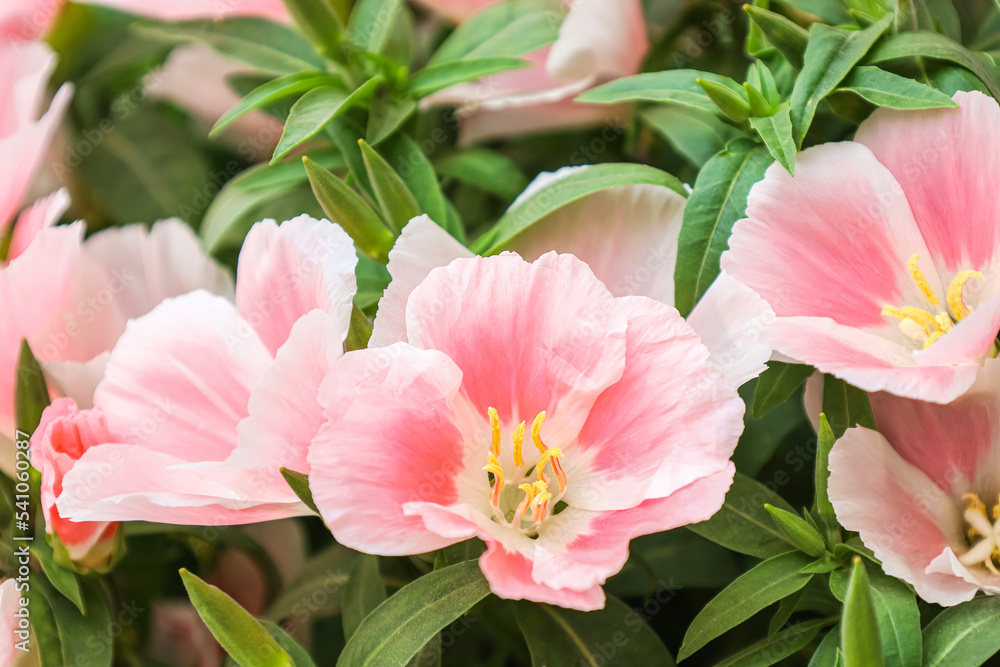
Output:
958,493,1000,575
482,407,567,538
881,254,983,349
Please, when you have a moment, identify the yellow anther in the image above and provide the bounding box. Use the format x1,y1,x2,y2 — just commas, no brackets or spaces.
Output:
881,305,939,336
488,407,501,457
530,481,552,523
948,270,985,322
536,448,565,492
512,422,526,468
964,493,986,513
484,452,504,506
934,313,954,332
518,482,536,503
924,331,947,349
908,254,941,306
531,412,548,454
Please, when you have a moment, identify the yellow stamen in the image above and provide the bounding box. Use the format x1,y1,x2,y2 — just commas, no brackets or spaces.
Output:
488,407,501,457
924,331,947,349
934,313,954,333
881,305,939,336
948,270,985,321
536,448,565,492
531,412,548,454
908,254,941,306
484,452,504,506
530,481,552,523
512,422,526,468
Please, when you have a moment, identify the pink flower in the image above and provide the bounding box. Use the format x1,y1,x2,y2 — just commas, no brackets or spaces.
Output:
31,398,118,566
423,0,647,143
0,579,26,665
0,0,62,40
309,252,743,610
83,0,289,22
828,359,1000,605
371,171,773,388
0,218,233,475
0,40,71,232
56,215,358,525
722,90,1000,403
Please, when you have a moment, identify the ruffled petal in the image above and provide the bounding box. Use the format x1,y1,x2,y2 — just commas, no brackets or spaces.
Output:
7,188,69,260
236,216,357,356
369,215,472,348
546,0,647,83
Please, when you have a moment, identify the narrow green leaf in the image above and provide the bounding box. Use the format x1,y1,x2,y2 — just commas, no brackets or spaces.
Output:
181,569,294,667
279,468,319,515
744,82,774,117
814,413,837,518
347,0,404,56
265,544,355,623
29,577,113,667
868,31,1000,100
515,596,677,667
260,619,317,666
864,568,921,667
790,15,893,145
642,105,742,167
678,551,815,661
715,618,833,667
922,596,1000,667
410,58,530,97
821,375,876,439
674,137,773,316
303,156,395,262
744,5,809,70
343,555,388,641
580,70,744,117
134,18,325,75
838,66,958,110
810,628,844,667
211,72,337,137
752,361,814,420
282,0,345,61
482,163,685,255
345,305,374,351
770,587,808,636
337,561,491,667
15,340,49,434
698,77,750,122
359,139,421,232
765,505,827,557
378,133,459,240
429,0,565,64
749,102,796,175
841,558,884,667
366,96,417,145
688,473,799,559
272,87,351,163
31,537,84,613
435,149,528,201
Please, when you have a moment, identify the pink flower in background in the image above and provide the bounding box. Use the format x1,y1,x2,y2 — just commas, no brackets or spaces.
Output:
0,217,233,475
423,0,648,143
0,40,72,232
57,215,357,525
31,399,118,566
309,252,743,610
0,579,24,665
723,90,1000,404
0,0,63,40
371,171,772,388
829,359,1000,605
83,0,289,22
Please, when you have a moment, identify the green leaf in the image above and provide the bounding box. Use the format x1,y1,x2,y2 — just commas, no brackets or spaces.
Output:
790,15,893,145
765,505,827,557
359,139,421,232
260,619,318,666
31,537,84,613
29,576,113,667
180,568,294,667
325,113,376,198
481,163,685,255
609,530,740,597
345,304,374,351
867,30,1000,100
864,568,921,667
744,82,775,117
410,58,530,97
579,70,745,117
366,96,417,145
303,155,396,262
265,543,356,622
678,551,815,661
279,468,319,515
435,149,528,201
273,87,352,163
641,105,742,167
810,628,844,667
821,375,876,439
434,539,487,570
778,0,853,24
715,618,833,667
347,0,404,56
814,413,837,519
841,558,884,667
343,555,388,641
922,596,1000,667
211,72,339,137
15,340,49,434
749,102,796,175
282,0,345,61
337,561,491,667
838,66,958,110
673,137,773,316
752,361,814,420
688,473,799,559
744,5,809,70
378,133,458,239
134,18,325,75
429,0,565,64
515,596,676,667
698,77,751,122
